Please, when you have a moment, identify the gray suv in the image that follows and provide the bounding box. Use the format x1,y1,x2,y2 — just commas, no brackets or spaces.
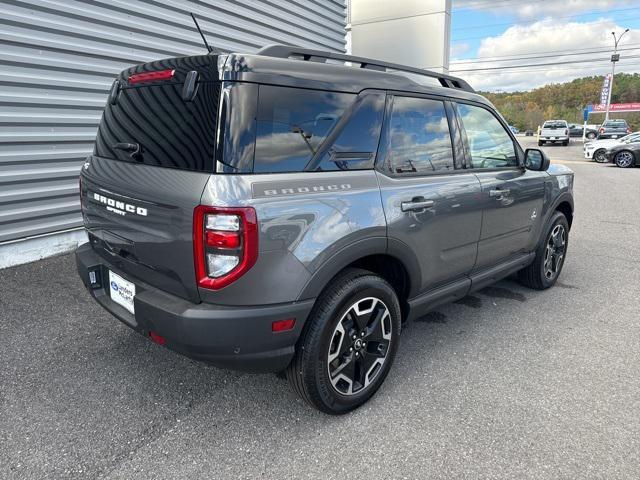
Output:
76,45,575,414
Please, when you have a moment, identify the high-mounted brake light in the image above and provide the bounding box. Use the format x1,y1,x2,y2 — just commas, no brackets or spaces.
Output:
194,205,258,290
128,69,175,85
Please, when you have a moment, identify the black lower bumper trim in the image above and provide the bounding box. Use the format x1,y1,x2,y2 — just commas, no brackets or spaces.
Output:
75,242,314,373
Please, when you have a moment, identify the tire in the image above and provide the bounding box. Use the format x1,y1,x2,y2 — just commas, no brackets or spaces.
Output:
563,140,569,146
538,141,544,146
518,211,569,290
614,150,635,168
286,268,401,414
593,149,607,163
587,131,597,140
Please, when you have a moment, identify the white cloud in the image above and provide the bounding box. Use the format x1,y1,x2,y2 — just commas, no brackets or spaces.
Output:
450,19,640,91
453,0,636,20
450,42,470,57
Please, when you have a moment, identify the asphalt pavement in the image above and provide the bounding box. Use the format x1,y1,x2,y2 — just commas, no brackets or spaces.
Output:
1,155,639,479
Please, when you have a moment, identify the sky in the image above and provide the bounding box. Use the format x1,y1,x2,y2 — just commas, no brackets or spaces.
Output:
450,0,640,91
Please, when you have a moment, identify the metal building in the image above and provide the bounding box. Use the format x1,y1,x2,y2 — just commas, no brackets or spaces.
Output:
0,0,346,267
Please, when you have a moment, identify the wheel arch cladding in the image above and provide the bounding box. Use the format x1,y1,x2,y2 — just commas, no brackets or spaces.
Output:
297,238,417,319
555,200,573,229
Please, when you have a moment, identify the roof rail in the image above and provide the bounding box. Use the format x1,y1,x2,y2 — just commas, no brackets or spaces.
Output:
257,44,475,93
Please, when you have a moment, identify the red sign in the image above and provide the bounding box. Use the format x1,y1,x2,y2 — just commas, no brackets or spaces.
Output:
592,103,640,113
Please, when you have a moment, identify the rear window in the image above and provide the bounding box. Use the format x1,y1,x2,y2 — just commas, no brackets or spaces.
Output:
543,121,566,129
94,81,220,172
603,121,627,127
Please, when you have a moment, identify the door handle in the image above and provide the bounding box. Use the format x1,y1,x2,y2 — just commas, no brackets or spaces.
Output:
489,188,510,197
401,198,435,212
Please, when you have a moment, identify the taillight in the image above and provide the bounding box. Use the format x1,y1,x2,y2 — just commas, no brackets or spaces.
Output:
128,69,175,85
193,205,258,290
600,127,605,133
627,128,632,134
564,129,568,135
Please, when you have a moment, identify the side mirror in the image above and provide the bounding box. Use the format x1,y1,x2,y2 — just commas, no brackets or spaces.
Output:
524,148,550,171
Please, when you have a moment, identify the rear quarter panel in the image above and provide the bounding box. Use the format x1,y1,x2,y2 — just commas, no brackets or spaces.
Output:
199,170,386,305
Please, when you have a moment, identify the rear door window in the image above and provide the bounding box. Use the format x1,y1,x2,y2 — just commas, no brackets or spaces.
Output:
381,96,455,175
95,82,220,172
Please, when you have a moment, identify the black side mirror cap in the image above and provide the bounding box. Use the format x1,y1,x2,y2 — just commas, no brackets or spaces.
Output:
182,70,199,102
524,148,550,171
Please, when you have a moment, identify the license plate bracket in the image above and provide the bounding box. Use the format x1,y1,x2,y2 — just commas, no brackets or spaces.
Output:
109,270,136,315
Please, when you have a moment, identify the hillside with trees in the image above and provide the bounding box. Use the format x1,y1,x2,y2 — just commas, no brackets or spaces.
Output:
482,73,640,131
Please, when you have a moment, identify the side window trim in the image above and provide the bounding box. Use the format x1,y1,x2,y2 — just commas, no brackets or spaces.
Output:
453,100,524,170
375,93,457,178
444,100,466,170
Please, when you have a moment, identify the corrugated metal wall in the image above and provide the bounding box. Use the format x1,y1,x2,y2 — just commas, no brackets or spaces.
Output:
0,0,346,243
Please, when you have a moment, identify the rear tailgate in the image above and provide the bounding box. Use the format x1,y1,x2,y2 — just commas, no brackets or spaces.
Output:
81,55,222,302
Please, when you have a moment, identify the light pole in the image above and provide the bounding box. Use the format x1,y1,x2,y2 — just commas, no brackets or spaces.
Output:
605,28,629,121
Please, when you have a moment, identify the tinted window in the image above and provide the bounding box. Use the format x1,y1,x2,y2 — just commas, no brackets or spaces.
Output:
310,92,385,171
95,82,220,172
457,103,517,169
254,86,354,173
382,96,454,175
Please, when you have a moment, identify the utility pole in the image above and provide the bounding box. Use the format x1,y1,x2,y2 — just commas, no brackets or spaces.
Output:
605,28,629,121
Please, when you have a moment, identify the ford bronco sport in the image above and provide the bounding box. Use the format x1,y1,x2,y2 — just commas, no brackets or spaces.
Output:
76,45,575,414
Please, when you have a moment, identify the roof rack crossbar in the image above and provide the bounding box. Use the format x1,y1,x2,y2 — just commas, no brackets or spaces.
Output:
257,44,474,93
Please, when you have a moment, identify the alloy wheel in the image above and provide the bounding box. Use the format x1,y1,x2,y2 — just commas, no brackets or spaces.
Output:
615,151,634,168
327,297,392,396
544,224,566,280
594,150,606,163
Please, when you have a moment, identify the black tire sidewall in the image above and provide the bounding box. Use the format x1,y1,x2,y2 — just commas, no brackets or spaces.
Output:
307,275,401,414
594,150,606,163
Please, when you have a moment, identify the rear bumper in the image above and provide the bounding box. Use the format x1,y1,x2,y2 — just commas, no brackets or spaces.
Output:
75,243,314,373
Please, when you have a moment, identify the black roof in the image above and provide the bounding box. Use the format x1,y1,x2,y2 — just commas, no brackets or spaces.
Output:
220,45,490,106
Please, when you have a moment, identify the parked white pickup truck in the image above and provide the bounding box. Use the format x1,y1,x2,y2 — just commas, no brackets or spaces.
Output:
539,120,569,146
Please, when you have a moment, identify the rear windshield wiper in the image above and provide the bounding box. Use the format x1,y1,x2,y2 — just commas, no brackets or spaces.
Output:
114,142,143,161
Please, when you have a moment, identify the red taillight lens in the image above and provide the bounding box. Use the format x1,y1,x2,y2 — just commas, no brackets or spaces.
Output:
128,69,175,85
627,128,632,133
193,205,258,290
600,127,605,133
206,230,240,249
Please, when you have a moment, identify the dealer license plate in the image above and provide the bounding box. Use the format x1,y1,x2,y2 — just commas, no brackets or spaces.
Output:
109,270,136,314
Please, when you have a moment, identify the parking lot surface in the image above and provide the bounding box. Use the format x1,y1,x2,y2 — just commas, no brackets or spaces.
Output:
2,156,639,479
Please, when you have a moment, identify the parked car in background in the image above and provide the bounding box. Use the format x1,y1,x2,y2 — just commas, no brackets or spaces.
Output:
509,125,519,134
584,132,640,162
568,123,597,139
539,120,569,146
606,141,640,168
525,129,534,136
598,119,632,139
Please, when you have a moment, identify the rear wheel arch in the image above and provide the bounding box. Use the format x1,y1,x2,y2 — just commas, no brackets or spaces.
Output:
298,239,418,321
